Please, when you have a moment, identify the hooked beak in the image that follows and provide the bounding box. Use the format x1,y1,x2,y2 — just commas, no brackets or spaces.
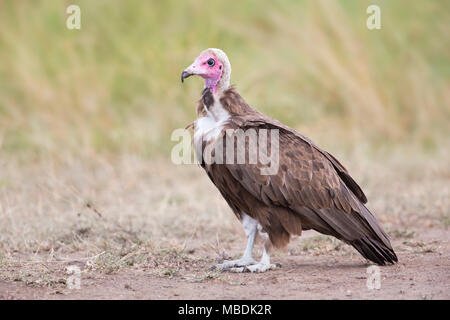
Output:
181,70,192,83
181,62,201,83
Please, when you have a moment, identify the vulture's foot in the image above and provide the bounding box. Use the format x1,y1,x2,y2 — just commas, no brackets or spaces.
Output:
212,257,257,271
238,262,279,273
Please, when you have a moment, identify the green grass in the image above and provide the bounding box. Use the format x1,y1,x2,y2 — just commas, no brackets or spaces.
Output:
0,0,449,157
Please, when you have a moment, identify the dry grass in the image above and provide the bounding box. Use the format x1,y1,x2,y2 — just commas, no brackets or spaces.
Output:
0,148,448,286
0,0,449,156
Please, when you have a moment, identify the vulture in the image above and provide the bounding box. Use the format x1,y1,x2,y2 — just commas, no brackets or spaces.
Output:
181,48,397,272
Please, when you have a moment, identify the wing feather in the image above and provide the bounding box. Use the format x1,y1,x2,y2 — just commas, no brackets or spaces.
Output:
199,87,396,264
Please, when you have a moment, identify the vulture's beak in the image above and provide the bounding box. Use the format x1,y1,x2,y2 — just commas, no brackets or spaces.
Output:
181,62,200,83
181,70,192,83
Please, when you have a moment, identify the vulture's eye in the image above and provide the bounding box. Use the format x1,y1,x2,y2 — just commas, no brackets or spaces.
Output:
207,58,215,67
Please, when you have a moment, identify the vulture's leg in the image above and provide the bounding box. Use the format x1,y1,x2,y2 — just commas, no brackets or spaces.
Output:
215,214,258,271
244,235,278,273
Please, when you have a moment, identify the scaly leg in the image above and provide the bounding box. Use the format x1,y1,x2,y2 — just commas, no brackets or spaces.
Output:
244,237,278,273
214,214,258,271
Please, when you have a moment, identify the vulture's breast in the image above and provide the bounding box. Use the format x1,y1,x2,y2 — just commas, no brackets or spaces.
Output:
194,96,230,149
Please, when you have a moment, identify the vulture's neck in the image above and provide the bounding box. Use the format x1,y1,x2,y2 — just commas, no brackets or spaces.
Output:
197,87,257,118
208,62,231,94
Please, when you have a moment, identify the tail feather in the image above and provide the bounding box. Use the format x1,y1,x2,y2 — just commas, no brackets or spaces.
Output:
299,204,398,266
351,237,398,265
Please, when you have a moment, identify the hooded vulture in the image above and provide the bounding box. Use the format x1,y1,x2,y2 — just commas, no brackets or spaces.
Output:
181,48,397,272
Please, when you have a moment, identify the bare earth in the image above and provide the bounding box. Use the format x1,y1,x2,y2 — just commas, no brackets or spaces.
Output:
0,152,449,300
0,229,449,300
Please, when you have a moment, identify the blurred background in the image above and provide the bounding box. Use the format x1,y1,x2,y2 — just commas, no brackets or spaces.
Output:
0,1,449,288
0,0,448,157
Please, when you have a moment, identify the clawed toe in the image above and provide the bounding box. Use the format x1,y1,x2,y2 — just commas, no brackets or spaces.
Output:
229,266,246,273
212,257,258,271
245,263,279,273
213,261,281,273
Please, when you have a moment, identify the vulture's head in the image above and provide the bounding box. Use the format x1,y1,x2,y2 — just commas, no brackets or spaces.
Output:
181,48,231,93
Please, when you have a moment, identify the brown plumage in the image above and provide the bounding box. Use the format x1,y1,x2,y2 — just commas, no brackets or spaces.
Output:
198,87,397,265
182,48,397,270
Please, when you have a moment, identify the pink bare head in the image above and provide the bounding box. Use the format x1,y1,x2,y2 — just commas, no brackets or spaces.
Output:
181,48,231,93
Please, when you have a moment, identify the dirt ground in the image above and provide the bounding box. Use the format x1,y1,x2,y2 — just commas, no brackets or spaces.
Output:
0,152,449,300
0,228,448,300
